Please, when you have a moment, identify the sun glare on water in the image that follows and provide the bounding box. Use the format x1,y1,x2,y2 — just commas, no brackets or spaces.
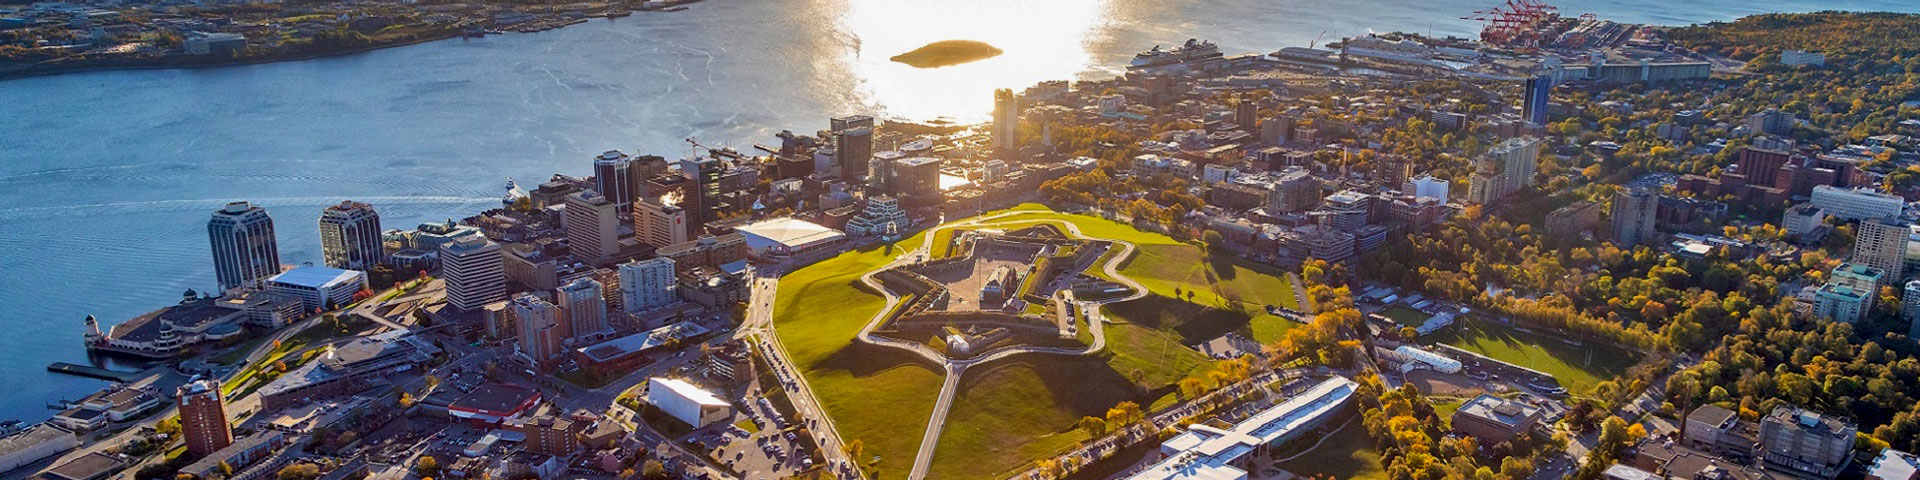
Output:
837,0,1111,123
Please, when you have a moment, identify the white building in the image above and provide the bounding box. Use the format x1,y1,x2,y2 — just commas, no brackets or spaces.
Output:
556,277,608,342
619,257,679,314
1810,185,1905,221
565,190,621,264
845,196,910,237
737,217,848,261
1127,377,1357,480
442,234,506,311
1403,174,1449,202
1782,203,1827,238
647,377,733,428
265,266,368,312
1393,345,1463,374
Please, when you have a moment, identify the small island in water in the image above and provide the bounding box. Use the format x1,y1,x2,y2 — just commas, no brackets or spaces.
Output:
890,40,1003,68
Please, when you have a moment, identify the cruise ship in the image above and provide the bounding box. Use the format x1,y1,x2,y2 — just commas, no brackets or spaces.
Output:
1128,39,1224,71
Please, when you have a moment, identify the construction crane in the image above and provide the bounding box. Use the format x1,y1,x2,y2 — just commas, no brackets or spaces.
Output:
1310,30,1328,49
685,137,744,160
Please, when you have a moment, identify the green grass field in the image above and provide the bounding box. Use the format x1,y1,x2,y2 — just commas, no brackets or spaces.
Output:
771,234,945,474
1379,305,1433,327
774,204,1300,478
1429,317,1641,394
929,356,1144,479
1247,314,1299,344
1274,420,1386,480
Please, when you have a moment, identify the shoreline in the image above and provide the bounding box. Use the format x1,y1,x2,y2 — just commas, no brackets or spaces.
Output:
0,30,462,82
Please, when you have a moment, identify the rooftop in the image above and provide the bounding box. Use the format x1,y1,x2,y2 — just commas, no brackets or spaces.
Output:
40,452,126,480
650,377,728,407
1687,405,1737,428
1867,449,1919,480
267,266,365,288
577,321,710,363
1456,393,1541,429
736,218,845,250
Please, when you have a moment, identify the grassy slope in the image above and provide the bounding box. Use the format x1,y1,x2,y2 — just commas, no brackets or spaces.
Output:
772,238,943,474
1275,420,1386,480
1428,317,1640,394
929,356,1143,479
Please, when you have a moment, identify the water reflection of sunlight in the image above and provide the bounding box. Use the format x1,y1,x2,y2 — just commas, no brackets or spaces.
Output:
839,0,1110,123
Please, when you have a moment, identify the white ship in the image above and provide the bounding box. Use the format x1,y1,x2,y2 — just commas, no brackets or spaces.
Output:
1128,38,1223,71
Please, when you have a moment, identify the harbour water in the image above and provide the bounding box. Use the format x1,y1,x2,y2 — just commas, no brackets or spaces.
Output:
1,0,1913,424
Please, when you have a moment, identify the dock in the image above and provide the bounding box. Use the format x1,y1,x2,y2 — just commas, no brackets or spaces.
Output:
47,362,143,383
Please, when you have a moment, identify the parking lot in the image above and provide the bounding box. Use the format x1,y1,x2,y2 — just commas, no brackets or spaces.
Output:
693,385,820,477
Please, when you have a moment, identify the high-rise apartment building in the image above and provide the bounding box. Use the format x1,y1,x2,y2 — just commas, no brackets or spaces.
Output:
1466,137,1542,204
634,197,689,248
1610,188,1659,247
177,380,231,458
442,234,506,311
209,201,281,290
319,201,383,271
556,277,608,342
1853,216,1909,286
511,294,565,364
993,88,1018,150
565,190,621,264
620,257,678,314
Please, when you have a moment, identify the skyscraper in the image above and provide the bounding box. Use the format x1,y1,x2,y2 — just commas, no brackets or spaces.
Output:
442,233,506,311
682,156,724,225
511,294,565,364
1234,92,1257,131
1609,188,1659,247
634,196,689,248
1853,216,1909,287
208,201,281,290
619,257,678,314
556,276,608,341
832,115,875,183
565,190,621,264
593,150,635,211
319,201,383,271
993,88,1018,151
1522,75,1551,125
177,380,231,458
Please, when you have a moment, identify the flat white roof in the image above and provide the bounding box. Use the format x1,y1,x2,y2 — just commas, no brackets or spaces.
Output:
1127,377,1357,480
267,266,364,288
738,217,846,250
650,377,728,407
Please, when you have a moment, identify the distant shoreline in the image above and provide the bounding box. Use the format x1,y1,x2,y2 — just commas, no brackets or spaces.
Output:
0,29,464,82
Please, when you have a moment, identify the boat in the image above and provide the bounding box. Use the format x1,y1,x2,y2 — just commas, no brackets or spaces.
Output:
1127,38,1223,71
